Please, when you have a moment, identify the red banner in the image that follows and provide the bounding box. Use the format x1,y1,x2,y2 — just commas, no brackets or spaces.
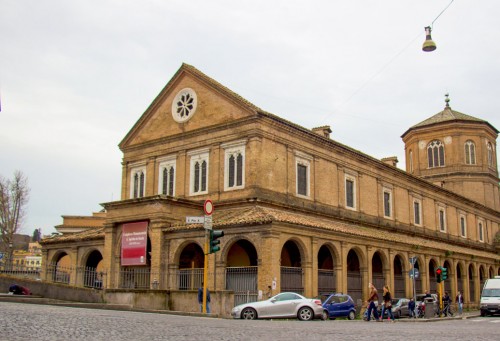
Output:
121,221,148,266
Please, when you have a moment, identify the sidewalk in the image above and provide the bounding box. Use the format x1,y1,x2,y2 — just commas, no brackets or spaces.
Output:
0,293,220,318
391,310,480,322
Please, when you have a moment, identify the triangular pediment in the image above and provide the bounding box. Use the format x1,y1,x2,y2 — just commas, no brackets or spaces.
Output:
119,64,262,149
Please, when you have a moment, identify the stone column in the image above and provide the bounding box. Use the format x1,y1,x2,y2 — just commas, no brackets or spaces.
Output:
307,237,318,297
102,223,118,288
260,230,281,296
148,219,166,289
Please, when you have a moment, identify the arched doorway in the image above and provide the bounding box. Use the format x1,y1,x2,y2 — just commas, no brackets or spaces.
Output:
347,249,362,304
393,255,405,298
469,264,475,303
372,252,384,293
177,242,204,290
280,240,303,294
317,245,336,294
51,252,71,284
429,260,438,294
457,264,464,295
119,235,152,289
226,239,258,306
489,266,494,279
413,259,422,294
84,250,104,289
479,266,486,293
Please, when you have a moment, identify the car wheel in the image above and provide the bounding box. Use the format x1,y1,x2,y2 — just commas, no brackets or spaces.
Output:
321,310,329,321
480,311,486,317
347,311,356,320
397,311,401,319
241,307,257,320
297,307,314,321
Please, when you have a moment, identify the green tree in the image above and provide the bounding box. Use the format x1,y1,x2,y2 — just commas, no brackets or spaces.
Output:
0,171,30,268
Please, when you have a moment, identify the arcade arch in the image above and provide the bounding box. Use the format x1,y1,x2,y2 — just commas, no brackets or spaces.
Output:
280,240,304,294
347,249,362,304
317,244,336,294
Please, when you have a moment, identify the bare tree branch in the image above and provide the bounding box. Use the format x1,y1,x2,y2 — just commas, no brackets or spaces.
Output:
0,170,30,254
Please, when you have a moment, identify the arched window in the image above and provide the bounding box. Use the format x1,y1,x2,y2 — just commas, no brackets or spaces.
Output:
427,140,445,168
487,142,494,167
465,140,476,165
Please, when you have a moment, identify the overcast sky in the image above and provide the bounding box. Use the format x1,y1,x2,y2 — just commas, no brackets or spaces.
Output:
1,0,499,237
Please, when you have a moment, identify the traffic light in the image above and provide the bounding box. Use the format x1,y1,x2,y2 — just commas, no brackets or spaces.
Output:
436,267,442,283
442,267,448,281
209,230,224,253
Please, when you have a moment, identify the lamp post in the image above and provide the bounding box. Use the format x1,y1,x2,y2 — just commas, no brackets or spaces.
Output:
8,242,13,272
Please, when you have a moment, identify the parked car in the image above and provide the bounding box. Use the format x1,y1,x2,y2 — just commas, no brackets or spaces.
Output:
231,292,325,321
391,298,410,318
377,297,420,319
320,293,357,320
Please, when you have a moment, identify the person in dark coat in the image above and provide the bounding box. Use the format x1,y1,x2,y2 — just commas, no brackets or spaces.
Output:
9,284,31,295
408,298,416,318
197,282,211,313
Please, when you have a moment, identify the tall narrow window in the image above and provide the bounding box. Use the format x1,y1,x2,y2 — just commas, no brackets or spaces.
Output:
158,157,176,196
487,142,494,167
223,141,246,191
297,164,308,196
189,150,209,195
465,140,476,165
439,207,446,232
427,140,445,168
295,152,311,198
383,190,392,218
130,166,146,199
460,215,467,237
345,175,356,210
478,222,484,242
162,166,175,196
413,200,421,226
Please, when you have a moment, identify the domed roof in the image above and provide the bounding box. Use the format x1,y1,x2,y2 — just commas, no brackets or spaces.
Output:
402,94,498,137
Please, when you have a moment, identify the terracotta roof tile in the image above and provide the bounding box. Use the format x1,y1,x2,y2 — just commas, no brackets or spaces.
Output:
168,205,495,258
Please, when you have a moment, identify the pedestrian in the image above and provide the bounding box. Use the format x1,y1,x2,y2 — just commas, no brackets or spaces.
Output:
456,291,464,315
380,285,395,322
365,282,380,322
8,284,31,295
408,298,416,318
198,282,211,314
443,291,452,316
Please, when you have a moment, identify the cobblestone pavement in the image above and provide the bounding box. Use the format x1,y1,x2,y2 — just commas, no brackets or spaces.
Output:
0,302,498,341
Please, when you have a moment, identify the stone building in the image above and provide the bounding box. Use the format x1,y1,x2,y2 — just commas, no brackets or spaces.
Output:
40,64,500,314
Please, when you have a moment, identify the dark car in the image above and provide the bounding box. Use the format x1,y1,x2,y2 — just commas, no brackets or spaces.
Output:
320,293,357,320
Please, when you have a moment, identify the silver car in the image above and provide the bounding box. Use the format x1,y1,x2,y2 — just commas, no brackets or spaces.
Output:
231,292,325,321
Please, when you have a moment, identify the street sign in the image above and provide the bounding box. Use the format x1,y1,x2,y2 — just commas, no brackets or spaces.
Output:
204,199,214,216
409,268,420,279
409,257,417,265
204,215,213,230
186,216,205,224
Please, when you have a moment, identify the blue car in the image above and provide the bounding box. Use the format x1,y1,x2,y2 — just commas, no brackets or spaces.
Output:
320,293,357,320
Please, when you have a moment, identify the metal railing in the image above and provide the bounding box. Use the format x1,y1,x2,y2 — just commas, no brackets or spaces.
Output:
318,269,336,294
177,268,204,290
0,265,41,280
119,267,158,289
226,266,258,306
280,266,303,294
